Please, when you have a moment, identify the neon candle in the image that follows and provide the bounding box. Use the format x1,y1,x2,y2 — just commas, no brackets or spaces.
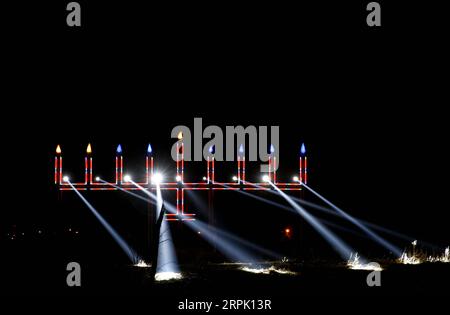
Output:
147,144,152,184
238,144,244,183
270,144,276,184
300,143,306,184
55,145,61,184
85,143,92,184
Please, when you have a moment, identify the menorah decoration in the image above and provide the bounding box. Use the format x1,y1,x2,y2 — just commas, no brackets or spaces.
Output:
54,135,308,221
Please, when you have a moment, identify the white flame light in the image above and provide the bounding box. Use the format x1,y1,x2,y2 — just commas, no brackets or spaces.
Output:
63,176,69,182
262,175,270,182
175,175,182,182
293,176,299,182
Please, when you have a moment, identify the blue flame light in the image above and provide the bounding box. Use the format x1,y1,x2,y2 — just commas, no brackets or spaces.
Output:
239,144,244,153
209,145,215,154
116,144,122,154
300,143,306,156
270,144,275,154
147,143,152,154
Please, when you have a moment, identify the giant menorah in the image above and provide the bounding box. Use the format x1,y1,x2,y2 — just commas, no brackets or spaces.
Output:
54,136,308,221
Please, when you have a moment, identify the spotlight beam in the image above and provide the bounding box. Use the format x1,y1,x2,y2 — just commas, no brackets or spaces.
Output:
67,181,139,264
185,219,257,263
128,180,158,201
185,189,282,259
126,181,260,263
301,183,402,257
99,179,155,204
248,182,435,248
208,222,282,260
222,185,371,240
268,181,356,260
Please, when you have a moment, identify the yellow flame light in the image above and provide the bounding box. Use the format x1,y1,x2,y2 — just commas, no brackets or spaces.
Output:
177,132,183,140
86,143,92,154
56,145,61,154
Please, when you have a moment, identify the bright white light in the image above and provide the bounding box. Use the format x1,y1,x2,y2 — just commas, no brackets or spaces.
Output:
427,247,449,263
63,176,69,182
134,260,151,268
232,176,238,181
95,176,100,181
347,253,383,271
152,173,163,184
202,176,207,181
124,175,131,182
175,175,182,182
240,266,297,275
293,176,299,182
399,247,450,264
262,175,270,182
155,272,182,281
398,251,422,265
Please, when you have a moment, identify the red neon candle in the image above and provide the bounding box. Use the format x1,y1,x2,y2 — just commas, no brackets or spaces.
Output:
145,156,149,183
299,157,303,183
54,157,58,184
212,157,215,183
55,145,61,184
181,188,185,215
177,142,180,176
59,156,63,184
181,143,184,182
207,156,210,183
237,156,241,182
120,156,123,183
242,157,246,182
150,157,154,177
90,157,93,184
304,156,308,184
84,157,88,184
176,188,180,215
274,157,277,184
268,156,272,181
115,156,118,184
